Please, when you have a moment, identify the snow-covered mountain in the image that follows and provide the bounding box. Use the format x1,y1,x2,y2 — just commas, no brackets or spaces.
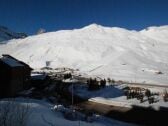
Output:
0,24,168,84
0,26,27,42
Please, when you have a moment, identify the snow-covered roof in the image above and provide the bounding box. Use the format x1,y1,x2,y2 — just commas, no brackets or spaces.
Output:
31,73,47,80
0,56,24,67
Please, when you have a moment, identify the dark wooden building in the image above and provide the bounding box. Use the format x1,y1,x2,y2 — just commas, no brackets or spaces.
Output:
0,54,33,97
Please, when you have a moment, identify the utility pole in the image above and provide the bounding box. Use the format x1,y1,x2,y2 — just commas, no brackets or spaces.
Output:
72,83,74,106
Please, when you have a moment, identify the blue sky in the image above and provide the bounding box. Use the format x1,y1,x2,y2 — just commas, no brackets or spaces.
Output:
0,0,168,35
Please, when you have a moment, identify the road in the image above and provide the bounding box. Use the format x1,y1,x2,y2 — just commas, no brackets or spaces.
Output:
125,82,168,88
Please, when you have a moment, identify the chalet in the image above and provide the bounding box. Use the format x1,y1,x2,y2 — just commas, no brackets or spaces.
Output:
0,54,33,98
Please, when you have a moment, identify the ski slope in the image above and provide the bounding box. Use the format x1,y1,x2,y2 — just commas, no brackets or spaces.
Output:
0,24,168,85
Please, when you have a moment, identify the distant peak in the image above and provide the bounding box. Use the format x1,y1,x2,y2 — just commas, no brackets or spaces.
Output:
88,23,101,27
82,23,104,29
141,25,168,32
0,26,8,30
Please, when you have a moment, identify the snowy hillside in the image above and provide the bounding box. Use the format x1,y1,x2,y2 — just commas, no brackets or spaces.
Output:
0,26,27,42
0,24,168,85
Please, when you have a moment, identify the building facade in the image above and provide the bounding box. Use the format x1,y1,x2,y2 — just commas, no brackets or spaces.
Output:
0,55,32,97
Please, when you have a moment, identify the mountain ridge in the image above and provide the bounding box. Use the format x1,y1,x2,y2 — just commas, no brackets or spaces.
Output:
0,24,168,84
0,26,27,42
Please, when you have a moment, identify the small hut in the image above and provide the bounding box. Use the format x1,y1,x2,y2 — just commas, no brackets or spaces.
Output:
0,54,33,97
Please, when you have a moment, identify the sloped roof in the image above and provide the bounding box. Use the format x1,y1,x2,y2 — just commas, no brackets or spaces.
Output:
0,54,32,70
1,57,24,67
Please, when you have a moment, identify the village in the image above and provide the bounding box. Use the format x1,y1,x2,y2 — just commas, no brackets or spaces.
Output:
0,54,168,126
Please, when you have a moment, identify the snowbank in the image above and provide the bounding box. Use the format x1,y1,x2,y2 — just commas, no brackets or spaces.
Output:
0,98,135,126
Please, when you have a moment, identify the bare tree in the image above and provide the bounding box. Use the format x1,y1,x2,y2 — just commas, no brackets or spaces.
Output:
0,99,30,126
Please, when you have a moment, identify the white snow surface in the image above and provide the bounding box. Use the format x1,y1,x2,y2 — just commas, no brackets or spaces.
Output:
0,24,168,85
71,84,168,109
0,98,135,126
